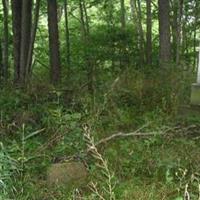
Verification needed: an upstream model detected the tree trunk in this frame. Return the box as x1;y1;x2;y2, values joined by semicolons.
11;0;22;83
181;3;188;57
79;0;94;94
82;1;90;35
26;0;41;76
83;0;95;97
193;0;198;68
120;0;126;31
120;0;127;68
130;0;145;65
158;0;171;66
47;0;61;84
171;0;178;62
146;0;152;66
136;0;145;53
0;39;3;82
2;0;9;80
171;0;183;63
175;0;183;64
64;0;70;68
20;0;32;84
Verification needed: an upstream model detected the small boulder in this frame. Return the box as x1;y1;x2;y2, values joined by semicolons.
47;161;88;188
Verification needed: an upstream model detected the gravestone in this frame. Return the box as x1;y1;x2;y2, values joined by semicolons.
178;44;200;119
191;44;200;105
47;161;88;188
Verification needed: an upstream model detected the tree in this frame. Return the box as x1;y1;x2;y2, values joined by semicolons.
193;0;199;67
47;0;61;84
79;0;95;99
2;0;9;80
11;0;36;84
0;38;3;81
120;0;126;31
20;0;32;83
130;0;145;65
146;0;152;66
11;0;22;83
171;0;183;64
64;0;70;68
26;0;41;76
120;0;128;68
158;0;171;66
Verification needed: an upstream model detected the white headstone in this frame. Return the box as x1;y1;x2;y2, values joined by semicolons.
198;44;200;84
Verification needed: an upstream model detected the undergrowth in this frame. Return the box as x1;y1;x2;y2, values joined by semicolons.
0;68;199;200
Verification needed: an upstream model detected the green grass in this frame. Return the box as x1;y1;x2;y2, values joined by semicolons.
0;70;199;199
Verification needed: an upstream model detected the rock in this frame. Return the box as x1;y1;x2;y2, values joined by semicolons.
47;161;88;188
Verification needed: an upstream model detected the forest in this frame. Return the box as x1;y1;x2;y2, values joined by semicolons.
0;0;200;199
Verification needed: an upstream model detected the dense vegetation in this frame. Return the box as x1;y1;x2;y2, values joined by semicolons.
0;0;200;199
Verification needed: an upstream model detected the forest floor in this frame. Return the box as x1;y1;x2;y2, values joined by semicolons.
0;77;200;200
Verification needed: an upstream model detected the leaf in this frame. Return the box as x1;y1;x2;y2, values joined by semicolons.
174;197;183;200
24;128;45;140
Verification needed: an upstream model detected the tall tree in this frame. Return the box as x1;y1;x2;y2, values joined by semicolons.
146;0;152;65
171;0;183;64
20;0;32;84
79;0;95;98
0;38;3;81
120;0;126;31
26;0;41;76
120;0;127;67
64;0;70;68
47;0;61;84
158;0;171;66
130;0;145;65
2;0;9;80
11;0;35;84
11;0;22;83
193;0;199;67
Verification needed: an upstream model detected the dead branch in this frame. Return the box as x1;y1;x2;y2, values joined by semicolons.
95;131;164;147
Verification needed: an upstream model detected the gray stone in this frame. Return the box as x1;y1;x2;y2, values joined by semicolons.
191;83;200;105
47;161;88;188
178;105;200;118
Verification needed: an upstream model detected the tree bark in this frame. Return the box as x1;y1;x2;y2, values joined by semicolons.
120;0;127;68
47;0;61;84
2;0;9;80
79;0;94;94
175;0;183;64
120;0;126;31
82;1;90;35
130;0;145;65
158;0;171;66
26;0;41;76
64;0;70;68
146;0;152;66
193;0;198;68
0;39;3;82
20;0;32;84
11;0;22;83
172;0;183;64
181;3;188;57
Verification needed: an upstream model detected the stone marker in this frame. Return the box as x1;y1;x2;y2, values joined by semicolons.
191;44;200;105
47;161;88;188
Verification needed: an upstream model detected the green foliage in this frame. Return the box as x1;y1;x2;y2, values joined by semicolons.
0;143;18;199
0;0;200;198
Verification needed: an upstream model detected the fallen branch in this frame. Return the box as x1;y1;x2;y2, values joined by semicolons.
95;131;165;147
93;122;152;147
85;123;165;152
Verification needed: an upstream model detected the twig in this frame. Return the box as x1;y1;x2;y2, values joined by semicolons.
95;131;164;147
94;123;153;147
